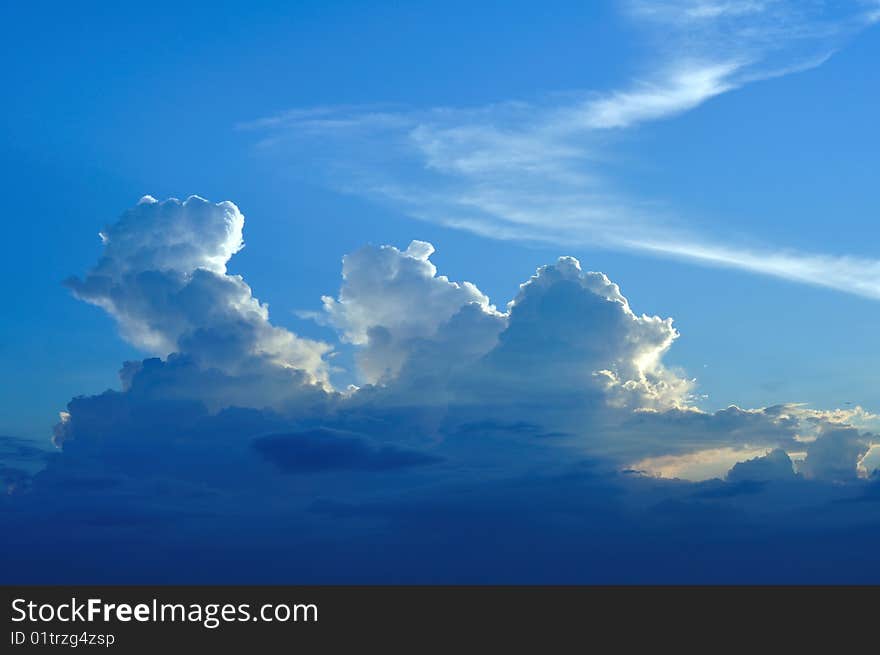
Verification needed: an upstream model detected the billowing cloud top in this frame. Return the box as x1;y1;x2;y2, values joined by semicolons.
65;196;332;391
96;195;244;276
320;240;503;383
319;240;691;413
494;255;691;409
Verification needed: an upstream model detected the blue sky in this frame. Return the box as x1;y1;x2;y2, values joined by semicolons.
3;1;879;439
2;1;880;582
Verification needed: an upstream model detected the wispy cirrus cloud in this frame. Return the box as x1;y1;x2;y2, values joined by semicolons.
242;0;880;299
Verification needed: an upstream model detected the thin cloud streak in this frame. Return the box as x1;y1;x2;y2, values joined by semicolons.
565;60;742;130
623;238;880;300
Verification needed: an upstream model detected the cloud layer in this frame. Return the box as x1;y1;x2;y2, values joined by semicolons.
2;194;879;583
43;195;880;475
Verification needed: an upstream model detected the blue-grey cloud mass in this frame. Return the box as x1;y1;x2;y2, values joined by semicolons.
2;195;879;583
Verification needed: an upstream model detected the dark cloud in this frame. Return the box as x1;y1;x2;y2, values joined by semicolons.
252;428;441;473
0;435;52;461
0;436;53;495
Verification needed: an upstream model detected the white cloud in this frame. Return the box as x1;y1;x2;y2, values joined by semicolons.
626;238;880;300
66;196;332;388
307;240;876;478
93;194;244;277
244;1;880;302
315;240;691;411
801;425;871;481
63;204;877;482
478;255;692;410
570;61;741;130
627;0;770;22
318;240;503;383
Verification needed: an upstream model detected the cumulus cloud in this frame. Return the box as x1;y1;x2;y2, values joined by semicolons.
314;243;874;485
54;203;877;481
484;256;692;410
66;196;332;388
727;448;797;483
5;208;880;582
320;244;691;415
318;240;504;384
801;425;871;482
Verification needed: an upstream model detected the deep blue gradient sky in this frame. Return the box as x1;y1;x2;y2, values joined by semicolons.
2;1;880;583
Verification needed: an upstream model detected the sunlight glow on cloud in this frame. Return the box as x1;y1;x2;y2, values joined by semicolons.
633;446;772;481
